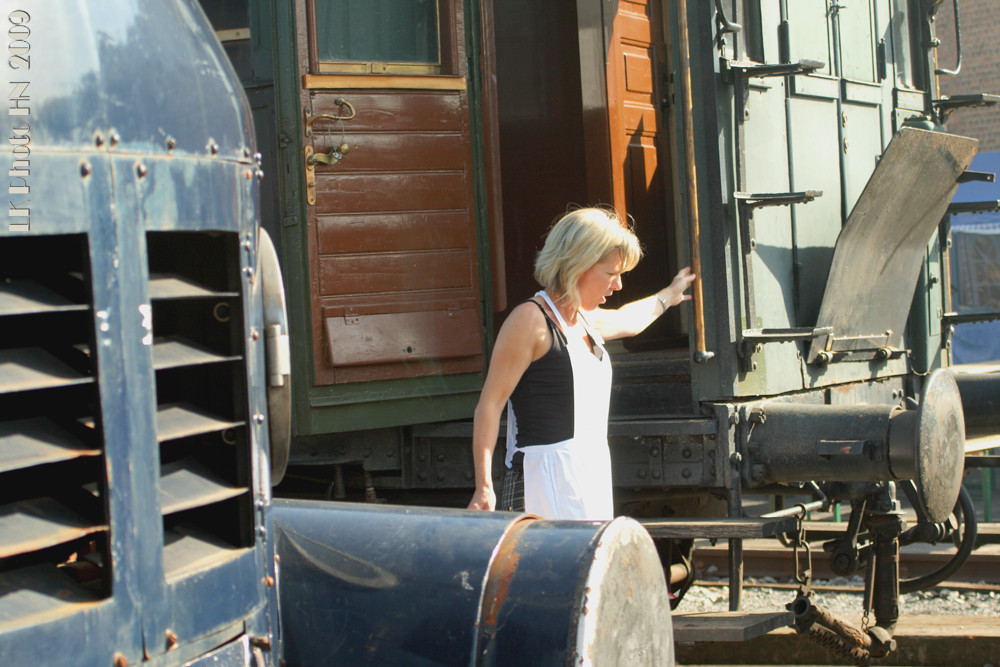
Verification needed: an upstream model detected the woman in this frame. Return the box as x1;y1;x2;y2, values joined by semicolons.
467;207;695;520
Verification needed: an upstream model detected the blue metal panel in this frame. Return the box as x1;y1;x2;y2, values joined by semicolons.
1;1;273;665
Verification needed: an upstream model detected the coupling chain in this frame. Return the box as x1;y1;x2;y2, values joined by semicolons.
792;513;812;587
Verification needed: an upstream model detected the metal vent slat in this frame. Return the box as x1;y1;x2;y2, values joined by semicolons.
163;524;249;581
0;348;93;394
148;274;239;300
152;337;241;371
0;564;101;631
160;458;246;516
0;497;107;559
156;402;243;442
0;279;87;316
0;418;100;474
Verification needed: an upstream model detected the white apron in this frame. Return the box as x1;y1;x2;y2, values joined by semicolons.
508;291;614;520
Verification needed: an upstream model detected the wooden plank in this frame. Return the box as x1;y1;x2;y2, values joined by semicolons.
672;611;793;643
309;90;466;131
315;171;469;213
304;73;467;91
325;307;482;367
317;211;473;255
640;516;798;539
308;132;468;172
319;249;473;296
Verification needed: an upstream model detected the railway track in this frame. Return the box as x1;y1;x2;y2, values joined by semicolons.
676;523;1000;665
692;522;1000;583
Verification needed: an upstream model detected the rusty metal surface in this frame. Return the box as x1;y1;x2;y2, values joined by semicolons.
673;611;793;643
810;128;977;358
0;497;106;560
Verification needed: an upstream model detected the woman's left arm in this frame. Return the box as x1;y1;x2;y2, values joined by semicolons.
592;267;695;341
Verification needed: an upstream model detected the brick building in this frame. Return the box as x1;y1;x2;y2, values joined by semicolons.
935;0;1000;150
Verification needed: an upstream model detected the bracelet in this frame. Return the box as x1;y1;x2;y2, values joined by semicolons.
656;293;668;311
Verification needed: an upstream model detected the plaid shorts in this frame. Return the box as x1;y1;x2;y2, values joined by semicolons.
499;452;525;512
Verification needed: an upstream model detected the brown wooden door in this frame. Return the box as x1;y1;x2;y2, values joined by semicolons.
295;0;485;386
600;0;678;342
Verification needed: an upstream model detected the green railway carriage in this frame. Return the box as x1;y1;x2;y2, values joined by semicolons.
201;0;997;656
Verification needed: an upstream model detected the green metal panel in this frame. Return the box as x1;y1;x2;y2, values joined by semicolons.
787;92;842;327
740;75;802;395
786;1;834;77
842;100;885;213
839;0;877;83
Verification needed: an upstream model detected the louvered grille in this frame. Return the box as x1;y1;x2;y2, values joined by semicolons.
147;232;254;579
0;234;110;623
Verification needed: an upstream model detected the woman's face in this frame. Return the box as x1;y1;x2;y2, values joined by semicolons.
577;250;623;311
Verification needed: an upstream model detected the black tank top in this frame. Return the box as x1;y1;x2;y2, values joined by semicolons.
508;300;575;446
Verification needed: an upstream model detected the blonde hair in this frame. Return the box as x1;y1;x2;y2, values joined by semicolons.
534;207;642;310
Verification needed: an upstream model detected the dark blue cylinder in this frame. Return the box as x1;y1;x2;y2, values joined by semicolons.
273;500;673;666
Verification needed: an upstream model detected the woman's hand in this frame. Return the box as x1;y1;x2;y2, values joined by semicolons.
592;266;697;340
467;486;496;511
658;266;696;308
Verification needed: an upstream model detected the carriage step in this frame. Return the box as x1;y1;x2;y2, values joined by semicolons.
673;610;793;642
639;516;798;539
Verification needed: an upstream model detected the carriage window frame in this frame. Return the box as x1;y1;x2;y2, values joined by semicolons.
307;0;458;76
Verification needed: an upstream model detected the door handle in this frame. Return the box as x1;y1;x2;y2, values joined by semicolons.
304;143;351;206
308;143;351;165
304;98;356;137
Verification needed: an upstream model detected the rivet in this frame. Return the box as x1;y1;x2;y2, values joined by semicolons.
245;169;253;180
80;161;92;178
110;132;120;147
166;136;177;151
136;163;147;178
209;141;219;155
113;654;127;667
94;132;105;148
251;328;260;340
263;575;275;587
165;630;178;650
253;413;265;424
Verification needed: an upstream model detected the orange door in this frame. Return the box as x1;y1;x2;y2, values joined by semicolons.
294;0;486;386
601;0;678;342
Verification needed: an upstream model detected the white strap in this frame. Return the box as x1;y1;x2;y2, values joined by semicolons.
536;290;570;329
